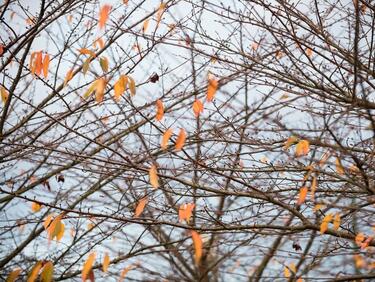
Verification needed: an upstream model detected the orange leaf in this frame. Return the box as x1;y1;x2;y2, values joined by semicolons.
175;128;186;151
95;78;107;103
206;77;218;102
155;99;164;121
295;140;310;156
102;253;110;273
320;213;333;234
31;202;42;212
42;54;50;78
191;230;203;265
64;68;73;87
134;197;148;217
192;99;204;117
297;186;308;205
93;37;105;49
79;48;96;57
156;3;166;27
284;136;298;150
30;52;37;75
306;48;313;57
128;76;136;96
161;128;173;150
40;261;53;282
119;265;134;282
333;213;340;231
0;44;4;56
336;157;345;175
98;4;111;29
149;164;159;189
284;266;290;278
1;85;9;104
6;268;22;282
82;252;96;281
28;261;42;282
35;51;43;76
178;203;195;223
142;18;150;33
114;75;127;101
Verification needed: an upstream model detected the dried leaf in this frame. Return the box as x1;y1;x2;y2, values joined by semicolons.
178;203;195;223
142;18;150;33
95;78;107;103
161;128;173;150
297;186;308;206
99;56;109;72
191;230;203;265
82;252;96;281
156;3;166;27
79;48;96;57
84;80;99;99
102;253;110;273
206;77;218;102
27;261;42;282
134;197;148;217
149;164;159;189
1;86;9;104
98;5;111;29
306;48;313;57
35;51;43;76
6;268;22;282
64;68;74;87
119;265;134;282
333;213;340;231
42;54;50;78
320;213;333;234
40;261;53;282
128;76;136;96
295;140;310;157
0;44;4;56
175;128;186;151
192;99;204;117
82;58;91;75
94;37;105;49
336;157;345;175
114;75;128;101
156;99;164;121
284;136;298;150
31;202;42;212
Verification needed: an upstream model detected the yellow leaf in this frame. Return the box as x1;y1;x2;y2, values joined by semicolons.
320;213;333;234
55;221;65;241
95;78;107;103
175;128;186;151
333;213;340;231
149;164;159;189
83;80;99;99
134;197;148;217
290;263;296;273
31;202;42;212
42;54;50;78
98;5;111;29
119;265;134;282
206;77;218;102
99;56;109;72
178;203;195;223
313;204;325;212
336;157;345;175
156;99;164;121
6;268;22;282
297;186;308;206
114;75;128;101
142;18;150;33
40;261;53;282
161;128;173;150
102;253;110;273
355;233;365;246
1;86;9;104
82;252;96;281
128;76;136;96
191;230;203;265
27;261;42;282
284;266;290;278
192;99;204;117
64;68;73;87
295;140;310;157
284;136;298;150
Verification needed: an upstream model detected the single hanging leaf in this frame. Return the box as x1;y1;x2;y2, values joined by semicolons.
31;202;42;212
6;268;22;282
1;86;9;104
192;99;204;117
297;186;308;206
27;261;42;282
191;230;203;265
206;77;218;102
55;221;65;241
82;252;96;281
149;164;159;189
320;213;333;234
84;80;99;99
40;261;53;282
175;128;186;151
79;48;96;57
82;58;91;75
335;157;345;175
142;18;150;33
156;2;166;27
114;75;128;101
95;77;107;103
333;213;340;231
98;4;111;29
30;52;37;75
161;128;173;150
284;136;298;150
284;266;291;278
35;51;43;76
93;37;105;49
0;44;4;56
102;253;110;272
128;76;136;96
306;48;313;57
155;99;164;121
42;54;50;78
134;197;148;217
99;56;109;72
119;265;134;282
178;203;195;223
64;68;73;87
295;140;310;156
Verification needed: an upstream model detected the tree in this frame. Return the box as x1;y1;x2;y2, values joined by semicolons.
1;0;374;281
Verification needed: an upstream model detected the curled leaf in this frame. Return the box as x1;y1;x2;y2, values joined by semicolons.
6;268;22;282
206;77;218;102
178;203;195;223
128;76;136;96
149;164;159;189
98;5;111;29
175;128;186;151
134;197;148;217
333;213;340;231
320;213;333;234
161;128;173;150
82;252;96;281
102;253;110;273
40;261;53;282
155;99;164;121
42;54;50;78
295;140;310;157
31;202;42;212
99;56;109;72
297;186;308;206
191;230;203;265
192;99;204;117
